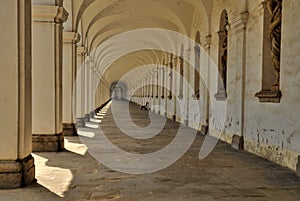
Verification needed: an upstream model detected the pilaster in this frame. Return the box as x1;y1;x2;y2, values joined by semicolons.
230;11;249;150
0;0;35;188
32;3;68;151
62;31;80;136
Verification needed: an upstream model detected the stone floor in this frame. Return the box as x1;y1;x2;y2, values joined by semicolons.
1;100;300;201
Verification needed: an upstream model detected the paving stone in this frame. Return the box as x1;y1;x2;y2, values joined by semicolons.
0;101;300;200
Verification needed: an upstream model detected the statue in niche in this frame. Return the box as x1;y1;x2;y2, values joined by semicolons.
220;11;228;93
221;37;227;92
267;0;282;90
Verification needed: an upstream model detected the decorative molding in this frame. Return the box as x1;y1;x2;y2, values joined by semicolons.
63;31;81;44
89;61;96;69
32;5;68;24
215;91;227;101
232;11;249;32
77;46;86;55
255;90;282;103
55;7;68;24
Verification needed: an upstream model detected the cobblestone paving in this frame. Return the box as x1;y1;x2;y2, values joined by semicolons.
1;100;300;201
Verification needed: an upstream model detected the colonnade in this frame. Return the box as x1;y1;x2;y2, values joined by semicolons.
0;0;110;188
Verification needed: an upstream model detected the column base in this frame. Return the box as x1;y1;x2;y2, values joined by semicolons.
200;125;209;135
62;123;77;136
0;154;36;189
76;118;85;128
231;135;244;150
297;156;300;177
32;133;64;152
84;114;90;122
183;119;189;127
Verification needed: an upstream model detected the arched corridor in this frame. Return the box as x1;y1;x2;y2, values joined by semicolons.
1;0;300;200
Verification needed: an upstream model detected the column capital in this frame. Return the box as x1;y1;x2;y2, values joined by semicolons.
77;46;86;55
63;31;81;44
85;55;92;62
32;5;68;24
232;11;249;33
89;61;97;69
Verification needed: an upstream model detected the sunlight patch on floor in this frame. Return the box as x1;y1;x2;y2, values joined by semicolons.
64;139;88;155
32;154;73;198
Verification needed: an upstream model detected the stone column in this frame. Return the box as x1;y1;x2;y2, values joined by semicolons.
32;3;68;152
200;35;211;135
94;70;99;109
230;11;249;150
89;62;97;116
99;78;104;106
147;76;150;98
184;50;191;126
62;31;80;136
84;58;90;121
0;0;35;188
75;46;86;127
160;67;165;99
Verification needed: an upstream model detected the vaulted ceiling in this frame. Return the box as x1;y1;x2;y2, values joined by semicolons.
64;0;214;87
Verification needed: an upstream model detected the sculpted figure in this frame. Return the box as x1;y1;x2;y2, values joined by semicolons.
267;0;282;88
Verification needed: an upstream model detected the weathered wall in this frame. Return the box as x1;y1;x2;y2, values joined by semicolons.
244;0;300;171
128;0;300;172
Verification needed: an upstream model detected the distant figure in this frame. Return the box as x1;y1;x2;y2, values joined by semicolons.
141;101;150;110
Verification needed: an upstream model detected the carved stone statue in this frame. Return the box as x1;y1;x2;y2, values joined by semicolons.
221;38;228;91
266;0;282;89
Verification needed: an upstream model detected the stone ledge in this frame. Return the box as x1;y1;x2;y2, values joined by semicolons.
0;155;35;189
62;123;77;136
32;133;64;152
255;90;282;103
215;92;227;101
231;135;244;150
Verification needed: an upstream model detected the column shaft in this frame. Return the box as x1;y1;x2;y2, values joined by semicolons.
32;3;68;152
0;0;35;188
62;31;80;135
